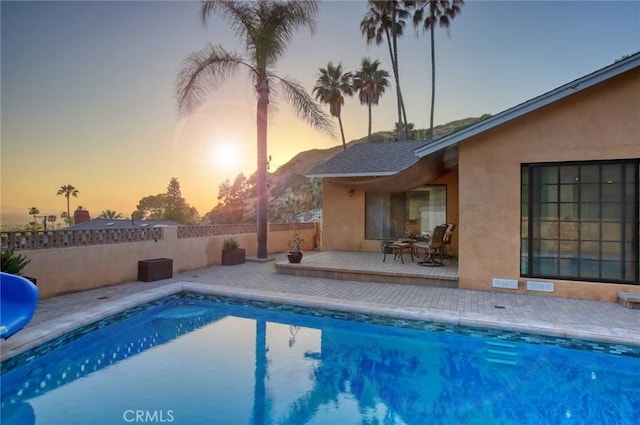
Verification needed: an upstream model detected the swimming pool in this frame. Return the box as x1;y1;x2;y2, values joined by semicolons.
1;292;639;424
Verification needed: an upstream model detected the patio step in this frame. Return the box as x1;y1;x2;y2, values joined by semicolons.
275;260;458;288
618;292;640;309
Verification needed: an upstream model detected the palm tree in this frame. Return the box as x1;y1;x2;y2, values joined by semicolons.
313;62;353;150
98;210;123;219
56;184;79;226
176;0;332;259
352;57;390;141
413;0;464;141
28;207;40;223
360;0;411;139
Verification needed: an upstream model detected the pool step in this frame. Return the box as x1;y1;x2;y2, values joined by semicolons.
485;340;518;365
618;292;640;309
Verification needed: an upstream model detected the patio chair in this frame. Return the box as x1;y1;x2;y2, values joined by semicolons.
417;224;448;267
442;223;457;259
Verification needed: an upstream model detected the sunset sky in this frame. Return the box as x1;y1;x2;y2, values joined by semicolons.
1;0;639;225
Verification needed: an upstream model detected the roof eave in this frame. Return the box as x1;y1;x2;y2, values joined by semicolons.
306;171;398;178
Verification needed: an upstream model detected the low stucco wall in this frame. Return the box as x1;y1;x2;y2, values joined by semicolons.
458;67;640;302
20;226;317;298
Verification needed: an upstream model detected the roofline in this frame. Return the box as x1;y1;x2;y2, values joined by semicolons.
306;171;398;178
415;53;640;158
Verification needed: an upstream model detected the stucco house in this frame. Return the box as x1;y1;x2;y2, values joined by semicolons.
308;53;640;302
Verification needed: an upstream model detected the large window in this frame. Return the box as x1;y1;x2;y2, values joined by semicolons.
365;186;446;240
521;160;639;284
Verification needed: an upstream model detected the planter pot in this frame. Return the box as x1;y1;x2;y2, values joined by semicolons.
222;248;245;266
287;251;303;264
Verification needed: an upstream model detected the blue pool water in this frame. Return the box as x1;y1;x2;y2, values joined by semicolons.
1;293;639;425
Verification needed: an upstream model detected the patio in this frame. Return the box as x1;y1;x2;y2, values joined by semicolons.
276;250;458;287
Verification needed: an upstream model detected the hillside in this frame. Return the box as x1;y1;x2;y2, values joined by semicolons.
268;115;489;202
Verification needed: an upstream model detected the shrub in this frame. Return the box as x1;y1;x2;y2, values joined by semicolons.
0;249;31;275
223;238;240;251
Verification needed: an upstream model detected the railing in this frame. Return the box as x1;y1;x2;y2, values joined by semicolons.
1;223;316;251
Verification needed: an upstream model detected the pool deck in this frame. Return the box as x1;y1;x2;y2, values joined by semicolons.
2;251;639;362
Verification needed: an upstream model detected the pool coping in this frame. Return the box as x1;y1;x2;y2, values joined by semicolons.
2;280;639;363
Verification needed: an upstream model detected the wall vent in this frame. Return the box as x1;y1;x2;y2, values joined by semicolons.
492;278;519;290
527;281;555;292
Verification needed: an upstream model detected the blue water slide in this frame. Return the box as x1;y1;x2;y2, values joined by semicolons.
0;272;39;339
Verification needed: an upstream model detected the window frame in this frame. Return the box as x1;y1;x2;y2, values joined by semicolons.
521;159;639;285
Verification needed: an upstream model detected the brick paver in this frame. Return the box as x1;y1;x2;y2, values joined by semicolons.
2;252;639;361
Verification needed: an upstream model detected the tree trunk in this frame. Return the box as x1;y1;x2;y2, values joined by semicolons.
385;29;403;140
367;103;372;141
338;114;347;150
430;24;436;142
256;78;269;259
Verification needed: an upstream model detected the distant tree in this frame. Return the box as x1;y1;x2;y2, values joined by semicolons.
28;207;40;223
60;211;71;227
135;194;168;220
393;121;416;140
56;184;79;227
352;57;390;141
207;173;251;224
98;210;123;219
412;0;465;141
134;178;199;224
176;0;332;258
47;215;57;229
313;62;353;150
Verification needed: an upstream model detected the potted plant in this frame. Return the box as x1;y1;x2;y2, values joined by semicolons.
1;249;36;284
287;231;306;263
221;238;245;266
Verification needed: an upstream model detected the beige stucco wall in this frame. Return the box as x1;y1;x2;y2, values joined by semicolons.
458;68;640;301
321;171;460;253
19;226;317;298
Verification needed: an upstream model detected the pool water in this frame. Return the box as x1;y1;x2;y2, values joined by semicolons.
1;293;639;425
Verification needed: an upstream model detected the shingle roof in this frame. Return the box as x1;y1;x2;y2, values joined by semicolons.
67;218;183;230
307;141;427;177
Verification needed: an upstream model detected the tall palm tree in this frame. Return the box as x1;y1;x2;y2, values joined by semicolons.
56;184;79;226
352;57;390;141
313;62;353;150
413;0;464;141
360;0;411;139
176;0;332;259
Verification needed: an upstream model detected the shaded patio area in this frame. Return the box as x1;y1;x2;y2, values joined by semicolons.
276;250;458;288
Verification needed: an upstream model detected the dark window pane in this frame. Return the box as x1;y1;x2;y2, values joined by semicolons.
602;164;622;184
539;203;557;220
581;203;600;220
579;259;600;278
602;222;622;241
602;203;622;222
560;203;578;219
581;165;600;183
579;241;600;259
560;166;579;183
580;223;600;241
539;185;558;202
560;184;579;202
559;259;578;276
601;261;622;280
602;184;622;202
580;183;600;203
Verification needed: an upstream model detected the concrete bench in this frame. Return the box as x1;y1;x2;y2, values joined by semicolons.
618;292;640;310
